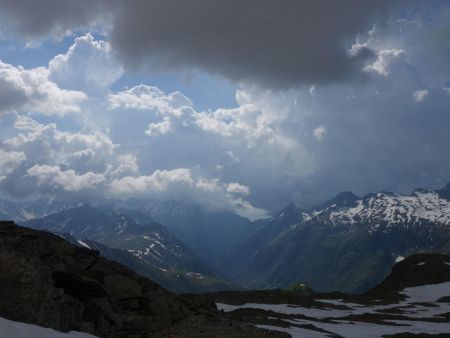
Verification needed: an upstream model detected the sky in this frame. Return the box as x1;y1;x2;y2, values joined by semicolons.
0;0;449;219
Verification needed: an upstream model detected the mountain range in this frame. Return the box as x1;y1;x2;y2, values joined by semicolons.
1;182;450;295
220;183;450;293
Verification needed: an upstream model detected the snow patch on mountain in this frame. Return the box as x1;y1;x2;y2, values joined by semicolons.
217;281;450;338
77;240;92;249
303;190;450;230
0;316;98;338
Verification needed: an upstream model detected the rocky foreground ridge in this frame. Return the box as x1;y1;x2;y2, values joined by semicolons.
0;221;285;338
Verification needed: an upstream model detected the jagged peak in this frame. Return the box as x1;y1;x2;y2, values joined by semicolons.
277;202;301;215
273;202;302;222
314;190;360;211
332;191;360;203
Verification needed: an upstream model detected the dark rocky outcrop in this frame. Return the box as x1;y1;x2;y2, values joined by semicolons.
368;253;450;297
0;221;287;337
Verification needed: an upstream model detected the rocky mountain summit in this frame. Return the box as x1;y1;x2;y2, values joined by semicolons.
0;221;284;338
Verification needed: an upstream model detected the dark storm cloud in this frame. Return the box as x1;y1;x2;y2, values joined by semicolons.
111;0;393;87
0;0;115;38
0;0;400;87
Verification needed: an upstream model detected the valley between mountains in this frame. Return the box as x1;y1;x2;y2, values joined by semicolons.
2;182;449;295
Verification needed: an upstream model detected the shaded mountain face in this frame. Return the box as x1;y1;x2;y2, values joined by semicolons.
221;185;450;293
203;254;450;338
22;205;234;293
0;221;284;338
110;199;256;265
438;182;450;200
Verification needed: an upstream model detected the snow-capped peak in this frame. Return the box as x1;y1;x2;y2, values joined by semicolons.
303;189;450;230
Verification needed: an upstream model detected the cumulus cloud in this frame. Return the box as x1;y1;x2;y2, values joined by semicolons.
108;85;193;117
194;88;289;144
413;89;429;102
364;49;405;76
109;169;266;219
49;33;123;92
0;114;117;197
0;150;26;175
5;115;116;171
313;126;326;141
0;113;265;218
106;84;317;210
226;183;250;196
27;164;106;192
0;61;87;116
145;117;172;137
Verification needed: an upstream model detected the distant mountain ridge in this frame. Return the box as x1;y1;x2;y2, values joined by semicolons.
221;183;450;293
0;197;257;267
22;204;236;293
0;198;77;222
108;198;257;265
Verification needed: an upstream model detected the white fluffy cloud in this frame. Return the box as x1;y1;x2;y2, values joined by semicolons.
192;86;315;179
108;85;194;117
0;149;25;166
364;48;405;76
5;115;116;172
226;182;250;195
109;169;266;219
313;125;326;141
0;150;26;177
49;33;123;92
0;113;265;218
145;117;172;137
0;61;87;116
413;89;429;102
27;164;106;192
